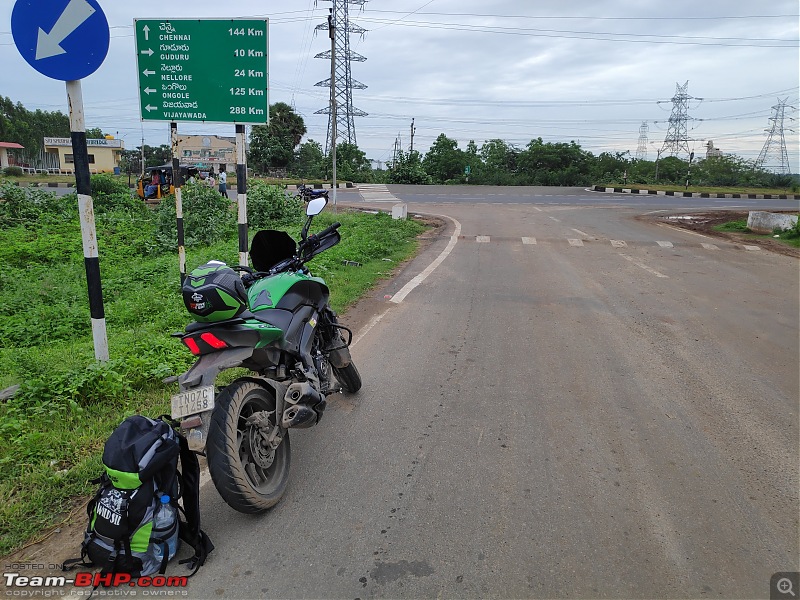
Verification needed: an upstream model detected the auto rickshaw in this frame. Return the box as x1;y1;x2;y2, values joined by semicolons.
136;164;192;200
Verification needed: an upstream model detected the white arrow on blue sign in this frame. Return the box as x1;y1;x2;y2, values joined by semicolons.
11;0;110;81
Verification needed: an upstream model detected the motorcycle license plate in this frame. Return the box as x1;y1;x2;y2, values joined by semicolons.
171;385;215;419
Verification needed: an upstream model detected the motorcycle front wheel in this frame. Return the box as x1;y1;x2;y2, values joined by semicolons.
333;361;362;394
207;380;290;514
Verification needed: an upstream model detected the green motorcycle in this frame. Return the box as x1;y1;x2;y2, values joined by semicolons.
172;197;361;513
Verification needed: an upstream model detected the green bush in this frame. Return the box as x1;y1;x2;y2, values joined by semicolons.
775;215;800;240
0;182;77;228
90;173;129;197
154;181;235;249
3;166;23;177
247;180;303;229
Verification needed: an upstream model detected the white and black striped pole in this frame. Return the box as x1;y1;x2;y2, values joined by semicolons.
235;124;248;267
67;80;109;361
171;122;186;282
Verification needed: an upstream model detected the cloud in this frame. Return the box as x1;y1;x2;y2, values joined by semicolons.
1;0;797;166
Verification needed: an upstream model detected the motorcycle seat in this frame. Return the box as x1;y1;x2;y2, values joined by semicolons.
250;308;293;332
184;313;254;333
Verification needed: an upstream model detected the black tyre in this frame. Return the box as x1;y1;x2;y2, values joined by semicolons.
206;380;290;514
333;362;362;394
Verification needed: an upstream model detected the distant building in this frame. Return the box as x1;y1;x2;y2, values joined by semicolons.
177;135;242;170
43;137;124;173
0;142;24;170
705;140;723;158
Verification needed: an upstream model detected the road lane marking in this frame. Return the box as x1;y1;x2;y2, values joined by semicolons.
743;245;761;251
533;207;543;212
610;240;627;248
549;216;561;222
568;239;584;247
621;254;669;278
656;222;710;239
656;241;674;248
476;235;490;243
571;228;589;237
390;214;462;304
522;237;537;245
351;307;392;348
701;243;720;250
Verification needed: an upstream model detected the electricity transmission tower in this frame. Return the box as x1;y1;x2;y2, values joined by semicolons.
315;0;368;153
755;98;794;174
635;122;649;161
660;81;695;158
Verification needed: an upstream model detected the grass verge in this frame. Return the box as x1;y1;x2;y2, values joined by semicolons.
0;192;426;555
713;219;800;248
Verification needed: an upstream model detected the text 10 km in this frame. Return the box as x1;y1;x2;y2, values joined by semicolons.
229;27;265;37
234;49;265;58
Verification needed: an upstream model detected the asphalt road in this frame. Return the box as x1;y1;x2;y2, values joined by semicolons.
180;187;798;599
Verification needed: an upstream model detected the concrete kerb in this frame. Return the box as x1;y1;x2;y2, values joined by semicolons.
8;181;76;188
591;185;799;200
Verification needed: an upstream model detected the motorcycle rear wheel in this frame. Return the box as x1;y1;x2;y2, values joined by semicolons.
207;380;290;514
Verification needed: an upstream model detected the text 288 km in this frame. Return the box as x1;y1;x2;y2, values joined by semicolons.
171;385;214;419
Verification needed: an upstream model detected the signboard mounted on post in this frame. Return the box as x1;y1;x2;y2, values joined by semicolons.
134;18;269;125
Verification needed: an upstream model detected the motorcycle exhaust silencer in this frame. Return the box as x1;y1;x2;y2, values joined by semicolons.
282;382;325;428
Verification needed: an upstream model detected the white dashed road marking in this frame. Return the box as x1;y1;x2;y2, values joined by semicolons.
610;240;627;248
568;239;584;247
476;235;490;243
702;243;720;250
621;254;669;278
656;241;674;248
522;237;537;245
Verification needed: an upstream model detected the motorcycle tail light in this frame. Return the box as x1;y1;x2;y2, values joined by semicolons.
183;337;201;355
200;332;229;349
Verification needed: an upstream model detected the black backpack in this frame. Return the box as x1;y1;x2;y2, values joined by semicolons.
64;415;213;577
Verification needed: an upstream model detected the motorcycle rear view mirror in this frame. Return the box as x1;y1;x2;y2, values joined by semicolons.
306;197;327;216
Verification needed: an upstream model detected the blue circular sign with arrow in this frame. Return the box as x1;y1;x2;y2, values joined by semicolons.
11;0;110;81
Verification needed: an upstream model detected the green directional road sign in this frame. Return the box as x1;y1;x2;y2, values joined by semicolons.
134;19;268;124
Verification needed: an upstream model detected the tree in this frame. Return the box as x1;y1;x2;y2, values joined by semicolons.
518;138;592;185
119;149;142;174
326;142;371;182
144;144;172;167
293;139;325;180
85;127;107;139
388;150;430;184
0;96;69;156
423;133;465;183
249;102;307;171
480;139;519;184
591;151;631;184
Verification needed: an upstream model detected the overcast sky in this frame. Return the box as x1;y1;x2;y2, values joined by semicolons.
2;0;798;169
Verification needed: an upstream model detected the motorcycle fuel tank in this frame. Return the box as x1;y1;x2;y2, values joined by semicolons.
247;272;329;313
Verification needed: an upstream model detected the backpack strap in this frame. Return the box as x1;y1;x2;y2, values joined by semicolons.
173;431;214;575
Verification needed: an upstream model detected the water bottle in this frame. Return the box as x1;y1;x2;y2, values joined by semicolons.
150;494;179;563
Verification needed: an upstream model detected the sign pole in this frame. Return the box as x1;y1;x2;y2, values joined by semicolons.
67;79;109;362
329;9;337;209
236;124;248;267
171;122;186;283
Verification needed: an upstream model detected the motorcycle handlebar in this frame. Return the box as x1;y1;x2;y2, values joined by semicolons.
315;222;341;238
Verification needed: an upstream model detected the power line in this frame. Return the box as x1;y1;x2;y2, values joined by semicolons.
352;17;798;47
